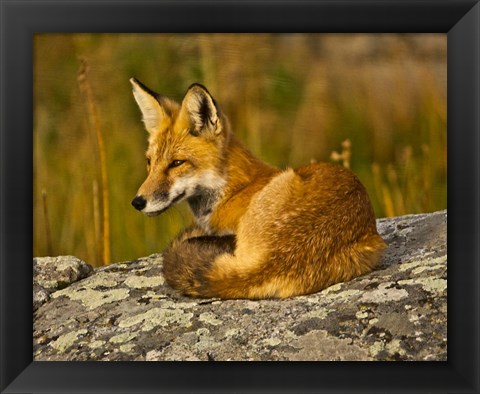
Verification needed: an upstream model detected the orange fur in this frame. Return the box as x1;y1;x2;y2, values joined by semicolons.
130;79;386;299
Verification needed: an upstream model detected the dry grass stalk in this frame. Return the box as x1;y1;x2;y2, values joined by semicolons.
41;189;53;256
92;180;101;263
78;58;111;265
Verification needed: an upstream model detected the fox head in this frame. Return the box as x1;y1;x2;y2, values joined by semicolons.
130;79;229;216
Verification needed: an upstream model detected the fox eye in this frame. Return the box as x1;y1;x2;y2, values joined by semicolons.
168;160;186;169
146;157;151;166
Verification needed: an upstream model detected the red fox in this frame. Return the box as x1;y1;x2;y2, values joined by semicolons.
130;78;386;299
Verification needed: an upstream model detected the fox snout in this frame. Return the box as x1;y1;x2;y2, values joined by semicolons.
131;189;168;212
131;195;146;211
131;187;177;216
131;192;169;216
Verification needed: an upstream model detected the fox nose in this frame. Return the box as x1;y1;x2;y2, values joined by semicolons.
131;195;146;211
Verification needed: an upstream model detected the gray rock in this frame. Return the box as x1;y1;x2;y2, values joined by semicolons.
33;255;93;311
33;210;447;361
33;284;51;312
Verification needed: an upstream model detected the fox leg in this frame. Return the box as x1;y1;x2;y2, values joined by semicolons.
162;226;236;297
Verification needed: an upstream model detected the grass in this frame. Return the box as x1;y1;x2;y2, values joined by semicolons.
33;33;447;266
77;57;111;264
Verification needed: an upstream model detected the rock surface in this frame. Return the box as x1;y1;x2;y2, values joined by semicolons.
33;256;93;311
33;210;447;361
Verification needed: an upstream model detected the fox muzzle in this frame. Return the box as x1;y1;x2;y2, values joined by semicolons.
131;195;147;211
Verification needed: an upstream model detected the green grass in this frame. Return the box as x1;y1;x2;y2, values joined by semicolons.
34;33;447;266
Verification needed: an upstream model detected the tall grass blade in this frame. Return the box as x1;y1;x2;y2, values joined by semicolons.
77;58;111;265
41;189;53;256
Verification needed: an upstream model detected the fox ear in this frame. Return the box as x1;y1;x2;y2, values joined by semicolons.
130;78;167;133
181;84;220;136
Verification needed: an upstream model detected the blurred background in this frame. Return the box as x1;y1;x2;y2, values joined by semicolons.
34;33;447;267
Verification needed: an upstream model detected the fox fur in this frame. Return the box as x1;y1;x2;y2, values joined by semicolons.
130;78;386;299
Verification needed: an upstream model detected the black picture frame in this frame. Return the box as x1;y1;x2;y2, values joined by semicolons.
1;0;479;393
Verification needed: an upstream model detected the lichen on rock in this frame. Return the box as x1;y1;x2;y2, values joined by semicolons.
33;256;93;311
